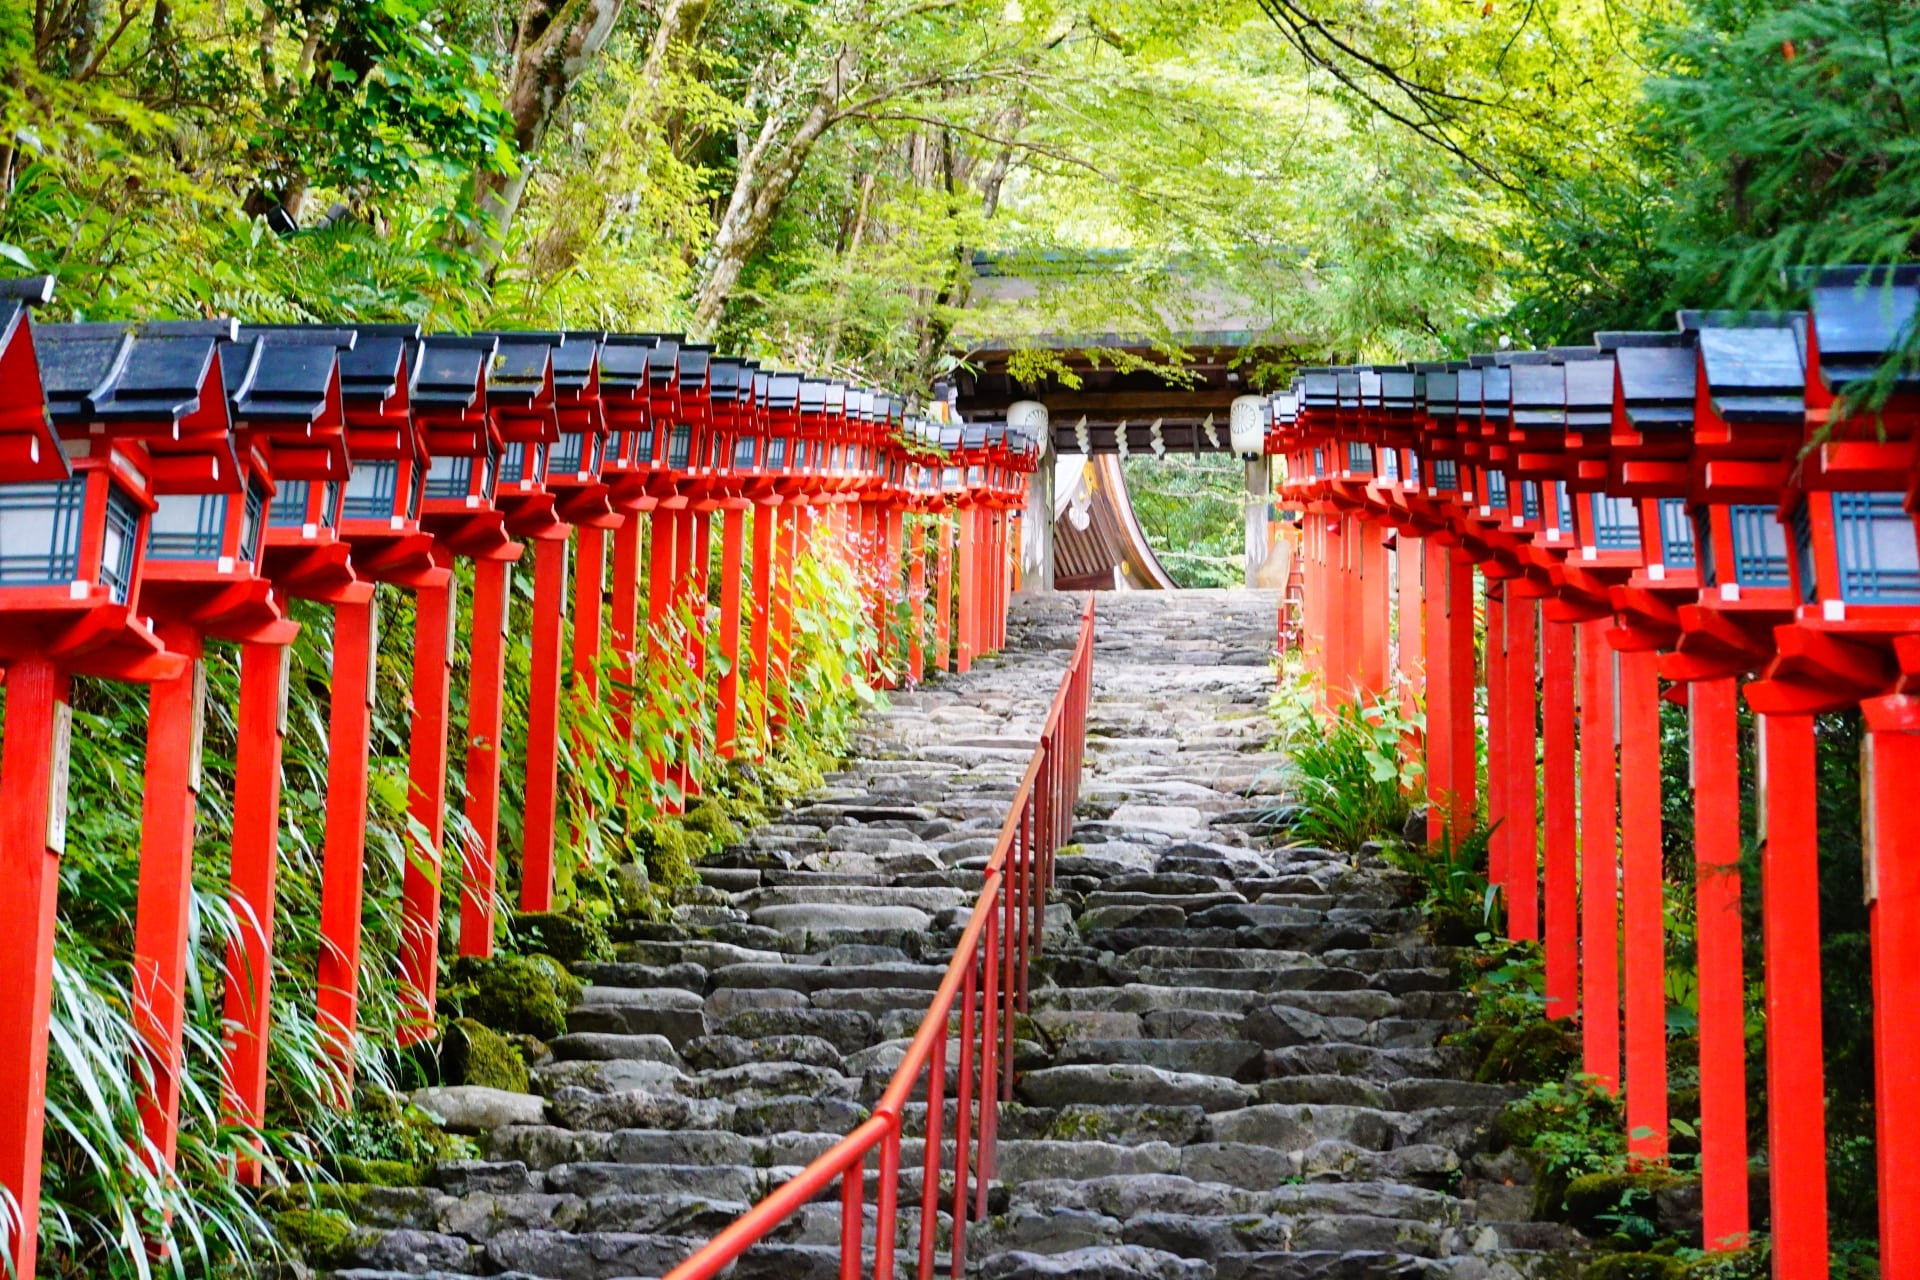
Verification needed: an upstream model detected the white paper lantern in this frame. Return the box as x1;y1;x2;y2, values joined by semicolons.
1229;394;1266;458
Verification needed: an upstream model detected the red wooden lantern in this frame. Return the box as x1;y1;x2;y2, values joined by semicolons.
0;282;193;1280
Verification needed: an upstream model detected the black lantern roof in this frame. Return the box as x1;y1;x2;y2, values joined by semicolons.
676;344;713;391
1357;369;1382;408
709;357;745;403
1603;332;1696;430
413;335;497;410
1478;363;1513;424
767;372;802;412
598;334;660;391
1299;369;1339;410
222;330;351;425
1424;369;1460;418
961;423;987;450
646;338;680;387
1564;354;1616;431
553;332;603;390
1335;371;1361;410
1806;265;1920;393
940;423;962;451
484;332;558;406
338;324;419;404
1380;369;1417;413
38;320;236;425
1682;312;1807;424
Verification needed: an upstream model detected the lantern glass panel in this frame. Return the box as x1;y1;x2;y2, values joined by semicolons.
1346;441;1373;475
500;441;546;485
1658;499;1694;569
323;479;340;526
735;437;757;470
1521;482;1541;521
1729;504;1792;587
148;493;227;560
270;479;310;528
343;459;400;519
667;425;692;470
1555;483;1574;532
1834;492;1920;603
1590;494;1641;549
101;483;139;604
767;437;788;471
1485;470;1508;509
239;477;267;563
552;431;591;475
1432;458;1459;491
424;454;475;500
1312;448;1324;477
1380;450;1399;481
634;426;655;466
0;479;87;587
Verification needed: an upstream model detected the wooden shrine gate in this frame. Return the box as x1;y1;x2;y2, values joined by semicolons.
1269;265;1920;1278
0;282;1038;1277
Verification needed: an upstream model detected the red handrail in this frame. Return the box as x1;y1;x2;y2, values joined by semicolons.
663;593;1097;1280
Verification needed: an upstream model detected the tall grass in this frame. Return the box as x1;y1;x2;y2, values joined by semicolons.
1267;669;1424;853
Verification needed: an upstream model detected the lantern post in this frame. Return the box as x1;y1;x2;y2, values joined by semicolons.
0;281;189;1278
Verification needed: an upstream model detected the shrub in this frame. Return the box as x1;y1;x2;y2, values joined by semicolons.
1267;678;1425;853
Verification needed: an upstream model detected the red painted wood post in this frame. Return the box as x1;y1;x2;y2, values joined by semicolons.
1445;548;1477;835
133;624;207;1172
568;525;608;842
668;505;696;806
908;518;926;684
1618;645;1667;1164
1486;587;1509;901
648;504;678;787
684;506;713;798
716;502;747;757
317;596;378;1098
957;506;976;674
1691;676;1748;1249
460;556;512;959
223;639;290;1184
1578;619;1620;1091
1864;696;1920;1278
1359;523;1388;698
1323;516;1347;701
399;563;456;1046
521;531;570;910
0;657;73;1279
935;512;954;673
1396;536;1424;736
1541;618;1579;1018
1424;537;1453;845
1506;595;1539;941
1758;711;1828;1280
749;500;777;751
610;514;642;744
772;503;797;726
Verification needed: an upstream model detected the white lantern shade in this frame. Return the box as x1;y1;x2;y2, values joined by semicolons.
1229;394;1265;458
1007;400;1048;439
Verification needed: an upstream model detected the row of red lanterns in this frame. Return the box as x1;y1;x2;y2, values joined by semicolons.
1267;265;1920;1276
0;280;1040;1277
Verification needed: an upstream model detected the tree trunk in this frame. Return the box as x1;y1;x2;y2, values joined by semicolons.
687;49;855;338
475;0;627;255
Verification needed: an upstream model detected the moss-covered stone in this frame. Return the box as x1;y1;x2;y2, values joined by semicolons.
444;1017;531;1092
682;799;743;849
331;1155;422;1187
639;822;702;886
510;909;612;965
1677;1247;1769;1279
1584;1254;1685;1280
1562;1169;1685;1236
274;1208;355;1263
442;953;582;1038
1475;1018;1580;1085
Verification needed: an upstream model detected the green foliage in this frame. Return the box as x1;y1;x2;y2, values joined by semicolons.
435;1018;532;1094
1267;672;1424;852
1120;453;1246;589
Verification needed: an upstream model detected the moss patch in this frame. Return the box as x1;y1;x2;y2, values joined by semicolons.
1585;1255;1685;1280
682;799;743;850
510;909;611;965
638;821;702;886
330;1155;421;1187
1474;1019;1580;1085
441;952;582;1039
274;1208;355;1263
445;1017;531;1092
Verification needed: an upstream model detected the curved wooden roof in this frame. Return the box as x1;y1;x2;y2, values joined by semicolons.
1052;452;1179;591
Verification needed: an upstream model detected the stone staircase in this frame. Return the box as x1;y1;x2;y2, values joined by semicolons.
322;590;1578;1280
